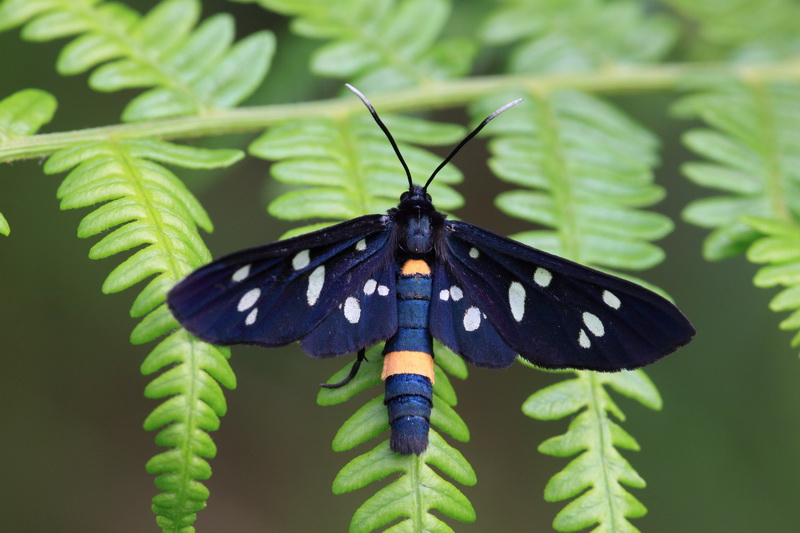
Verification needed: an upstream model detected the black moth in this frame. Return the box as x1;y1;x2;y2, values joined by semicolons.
167;85;695;455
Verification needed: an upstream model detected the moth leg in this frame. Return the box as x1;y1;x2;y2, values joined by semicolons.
321;349;368;389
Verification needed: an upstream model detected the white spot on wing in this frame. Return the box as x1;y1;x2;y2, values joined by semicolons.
355;239;367;251
463;306;481;331
439;289;450;301
237;288;261;311
509;281;525;322
469;247;479;259
344;297;361;324
307;266;325;306
450;286;464;301
579;329;591;348
583;312;605;337
245;308;258;325
292;249;310;270
231;264;250;282
377;285;390;296
364;279;377;295
534;267;552;287
603;290;621;309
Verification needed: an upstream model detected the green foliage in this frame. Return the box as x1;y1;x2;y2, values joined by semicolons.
250;112;465;235
523;370;662;532
680;82;800;359
0;88;57;234
677;82;800;260
46;138;241;531
0;0;275;120
259;0;474;91
476;89;671;273
481;0;676;73
318;344;476;532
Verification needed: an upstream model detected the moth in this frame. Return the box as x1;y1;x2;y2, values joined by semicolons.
167;85;695;455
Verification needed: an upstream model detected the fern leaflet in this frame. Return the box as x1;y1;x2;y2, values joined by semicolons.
259;0;474;92
319;344;476;533
0;88;57;235
481;0;676;74
0;0;274;120
250;111;466;236
679;82;800;356
523;369;662;532
476;88;673;531
44;138;242;532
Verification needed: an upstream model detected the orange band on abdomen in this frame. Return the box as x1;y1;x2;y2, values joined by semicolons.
401;259;431;276
382;350;436;384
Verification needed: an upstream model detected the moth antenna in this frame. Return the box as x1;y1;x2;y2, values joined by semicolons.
346;84;414;192
423;98;523;192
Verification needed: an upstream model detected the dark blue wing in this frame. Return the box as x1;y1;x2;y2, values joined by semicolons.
437;220;695;371
167;214;398;357
429;260;518;368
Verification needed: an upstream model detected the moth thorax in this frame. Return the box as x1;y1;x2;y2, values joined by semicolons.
403;214;433;253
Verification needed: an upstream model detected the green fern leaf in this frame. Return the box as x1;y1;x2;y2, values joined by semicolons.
0;88;57;235
260;0;474;91
0;0;274;120
44;139;242;532
662;0;800;59
320;345;475;532
524;371;661;532
477;89;671;531
481;0;676;73
476;89;670;272
744;216;800;353
677;82;800;260
250;112;465;236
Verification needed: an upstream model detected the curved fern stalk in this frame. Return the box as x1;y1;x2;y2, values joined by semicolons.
258;0;474;92
678;82;800;355
319;344;476;533
249;111;466;236
43;138;243;532
0;0;275;121
0;88;57;235
474;89;674;531
480;0;676;74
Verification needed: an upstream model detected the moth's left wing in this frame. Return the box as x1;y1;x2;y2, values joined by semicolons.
436;220;695;371
167;214;398;357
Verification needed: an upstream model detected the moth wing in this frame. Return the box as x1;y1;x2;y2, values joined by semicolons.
167;214;398;356
440;220;695;371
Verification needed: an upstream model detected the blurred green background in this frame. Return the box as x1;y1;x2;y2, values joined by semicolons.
2;1;800;532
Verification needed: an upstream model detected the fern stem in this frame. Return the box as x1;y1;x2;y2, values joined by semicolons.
587;371;619;531
5;59;800;162
748;81;792;222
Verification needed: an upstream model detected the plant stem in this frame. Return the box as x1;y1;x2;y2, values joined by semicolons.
4;59;800;162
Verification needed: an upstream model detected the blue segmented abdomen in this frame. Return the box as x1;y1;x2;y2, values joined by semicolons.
382;260;435;455
384;373;433;455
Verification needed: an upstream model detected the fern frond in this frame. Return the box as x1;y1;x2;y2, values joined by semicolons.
523;370;662;532
476;89;671;272
0;0;274;120
318;344;475;532
677;82;800;260
476;89;672;531
43;139;243;532
0;88;57;235
259;0;474;91
250;112;466;236
745;216;800;355
481;0;676;73
663;0;800;59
